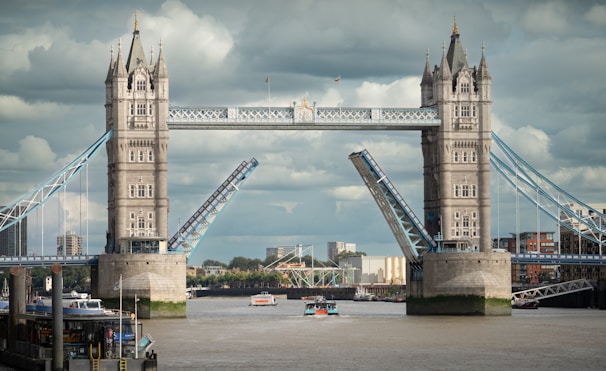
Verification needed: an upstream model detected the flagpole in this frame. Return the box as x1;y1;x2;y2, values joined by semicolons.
266;75;271;119
119;274;122;359
335;75;341;117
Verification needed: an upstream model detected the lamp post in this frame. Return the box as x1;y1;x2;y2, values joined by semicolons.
135;294;140;359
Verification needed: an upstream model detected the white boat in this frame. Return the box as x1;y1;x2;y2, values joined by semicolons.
249;292;277;306
27;291;107;315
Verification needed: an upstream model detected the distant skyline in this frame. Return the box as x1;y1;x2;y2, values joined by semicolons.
1;1;605;264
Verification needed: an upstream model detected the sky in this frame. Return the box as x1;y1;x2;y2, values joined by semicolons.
1;0;605;265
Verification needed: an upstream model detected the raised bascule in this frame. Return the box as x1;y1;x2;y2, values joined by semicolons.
93;17;511;317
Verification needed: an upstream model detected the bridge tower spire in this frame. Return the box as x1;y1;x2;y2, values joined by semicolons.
420;21;492;252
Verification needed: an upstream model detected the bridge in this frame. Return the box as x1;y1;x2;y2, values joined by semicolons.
0;19;604;316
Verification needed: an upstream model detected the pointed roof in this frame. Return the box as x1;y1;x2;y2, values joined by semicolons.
114;38;127;78
438;41;452;81
421;49;433;86
105;45;115;84
153;38;168;79
125;12;148;74
477;42;491;80
446;17;468;78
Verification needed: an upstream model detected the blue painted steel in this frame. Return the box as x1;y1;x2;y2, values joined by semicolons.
491;132;606;247
349;149;436;266
167;158;258;260
511;253;606;266
0;255;98;268
0;129;113;233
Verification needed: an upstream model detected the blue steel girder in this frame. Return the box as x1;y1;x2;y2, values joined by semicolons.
349;149;436;267
167;106;441;130
167;158;258;260
490;132;606;248
0;129;113;233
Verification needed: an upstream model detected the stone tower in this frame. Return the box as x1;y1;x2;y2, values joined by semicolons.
409;20;511;315
105;16;169;254
420;19;492;252
97;16;186;318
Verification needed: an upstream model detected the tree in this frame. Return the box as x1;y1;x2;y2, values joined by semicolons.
337;250;367;263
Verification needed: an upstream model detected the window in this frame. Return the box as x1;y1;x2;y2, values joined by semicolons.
454;185;460;197
462;152;468;163
471;185;477;198
454;211;460;219
138;150;144;162
130;212;135;220
462;184;470;197
130;104;134;115
138;217;145;229
147;184;153;198
148;212;153;220
129;185;136;198
462;216;470;228
472;105;476;117
148;104;153;116
129;150;135;162
136;80;146;91
148;150;153;162
138;185;146;198
471;211;477;219
453;152;459;162
460;82;470;93
471;151;477;163
461;105;470;117
136;103;146;115
453;105;458;117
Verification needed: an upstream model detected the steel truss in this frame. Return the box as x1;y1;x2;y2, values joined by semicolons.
512;278;593;302
167;158;258;260
490;132;606;249
0;129;113;233
167;106;440;130
349;149;436;269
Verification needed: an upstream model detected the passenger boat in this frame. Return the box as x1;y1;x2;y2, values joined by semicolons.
250;291;278;306
27;291;107;315
304;296;339;315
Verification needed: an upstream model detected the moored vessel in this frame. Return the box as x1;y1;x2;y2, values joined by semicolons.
250;291;278;306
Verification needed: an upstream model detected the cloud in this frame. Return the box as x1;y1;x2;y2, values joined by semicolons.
585;4;606;27
521;1;571;36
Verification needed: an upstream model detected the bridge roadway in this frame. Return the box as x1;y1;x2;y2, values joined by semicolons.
0;253;605;269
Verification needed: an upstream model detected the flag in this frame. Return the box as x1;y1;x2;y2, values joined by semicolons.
334;75;341;83
113;278;122;290
265;75;270;83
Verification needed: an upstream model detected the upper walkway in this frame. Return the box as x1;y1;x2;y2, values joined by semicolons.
167;105;441;130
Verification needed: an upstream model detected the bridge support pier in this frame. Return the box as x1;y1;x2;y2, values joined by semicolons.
94;254;187;319
407;252;512;315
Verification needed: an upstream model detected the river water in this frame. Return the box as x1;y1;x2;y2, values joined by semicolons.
140;297;606;370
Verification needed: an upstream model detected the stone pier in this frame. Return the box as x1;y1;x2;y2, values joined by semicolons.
407;252;512;315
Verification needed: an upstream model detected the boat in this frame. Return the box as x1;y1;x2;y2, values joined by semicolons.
353;286;376;301
304;296;339;315
250;291;277;306
27;291;107;315
512;298;539;309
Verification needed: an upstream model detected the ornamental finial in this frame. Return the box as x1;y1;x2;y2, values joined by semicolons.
134;11;139;32
452;16;459;35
